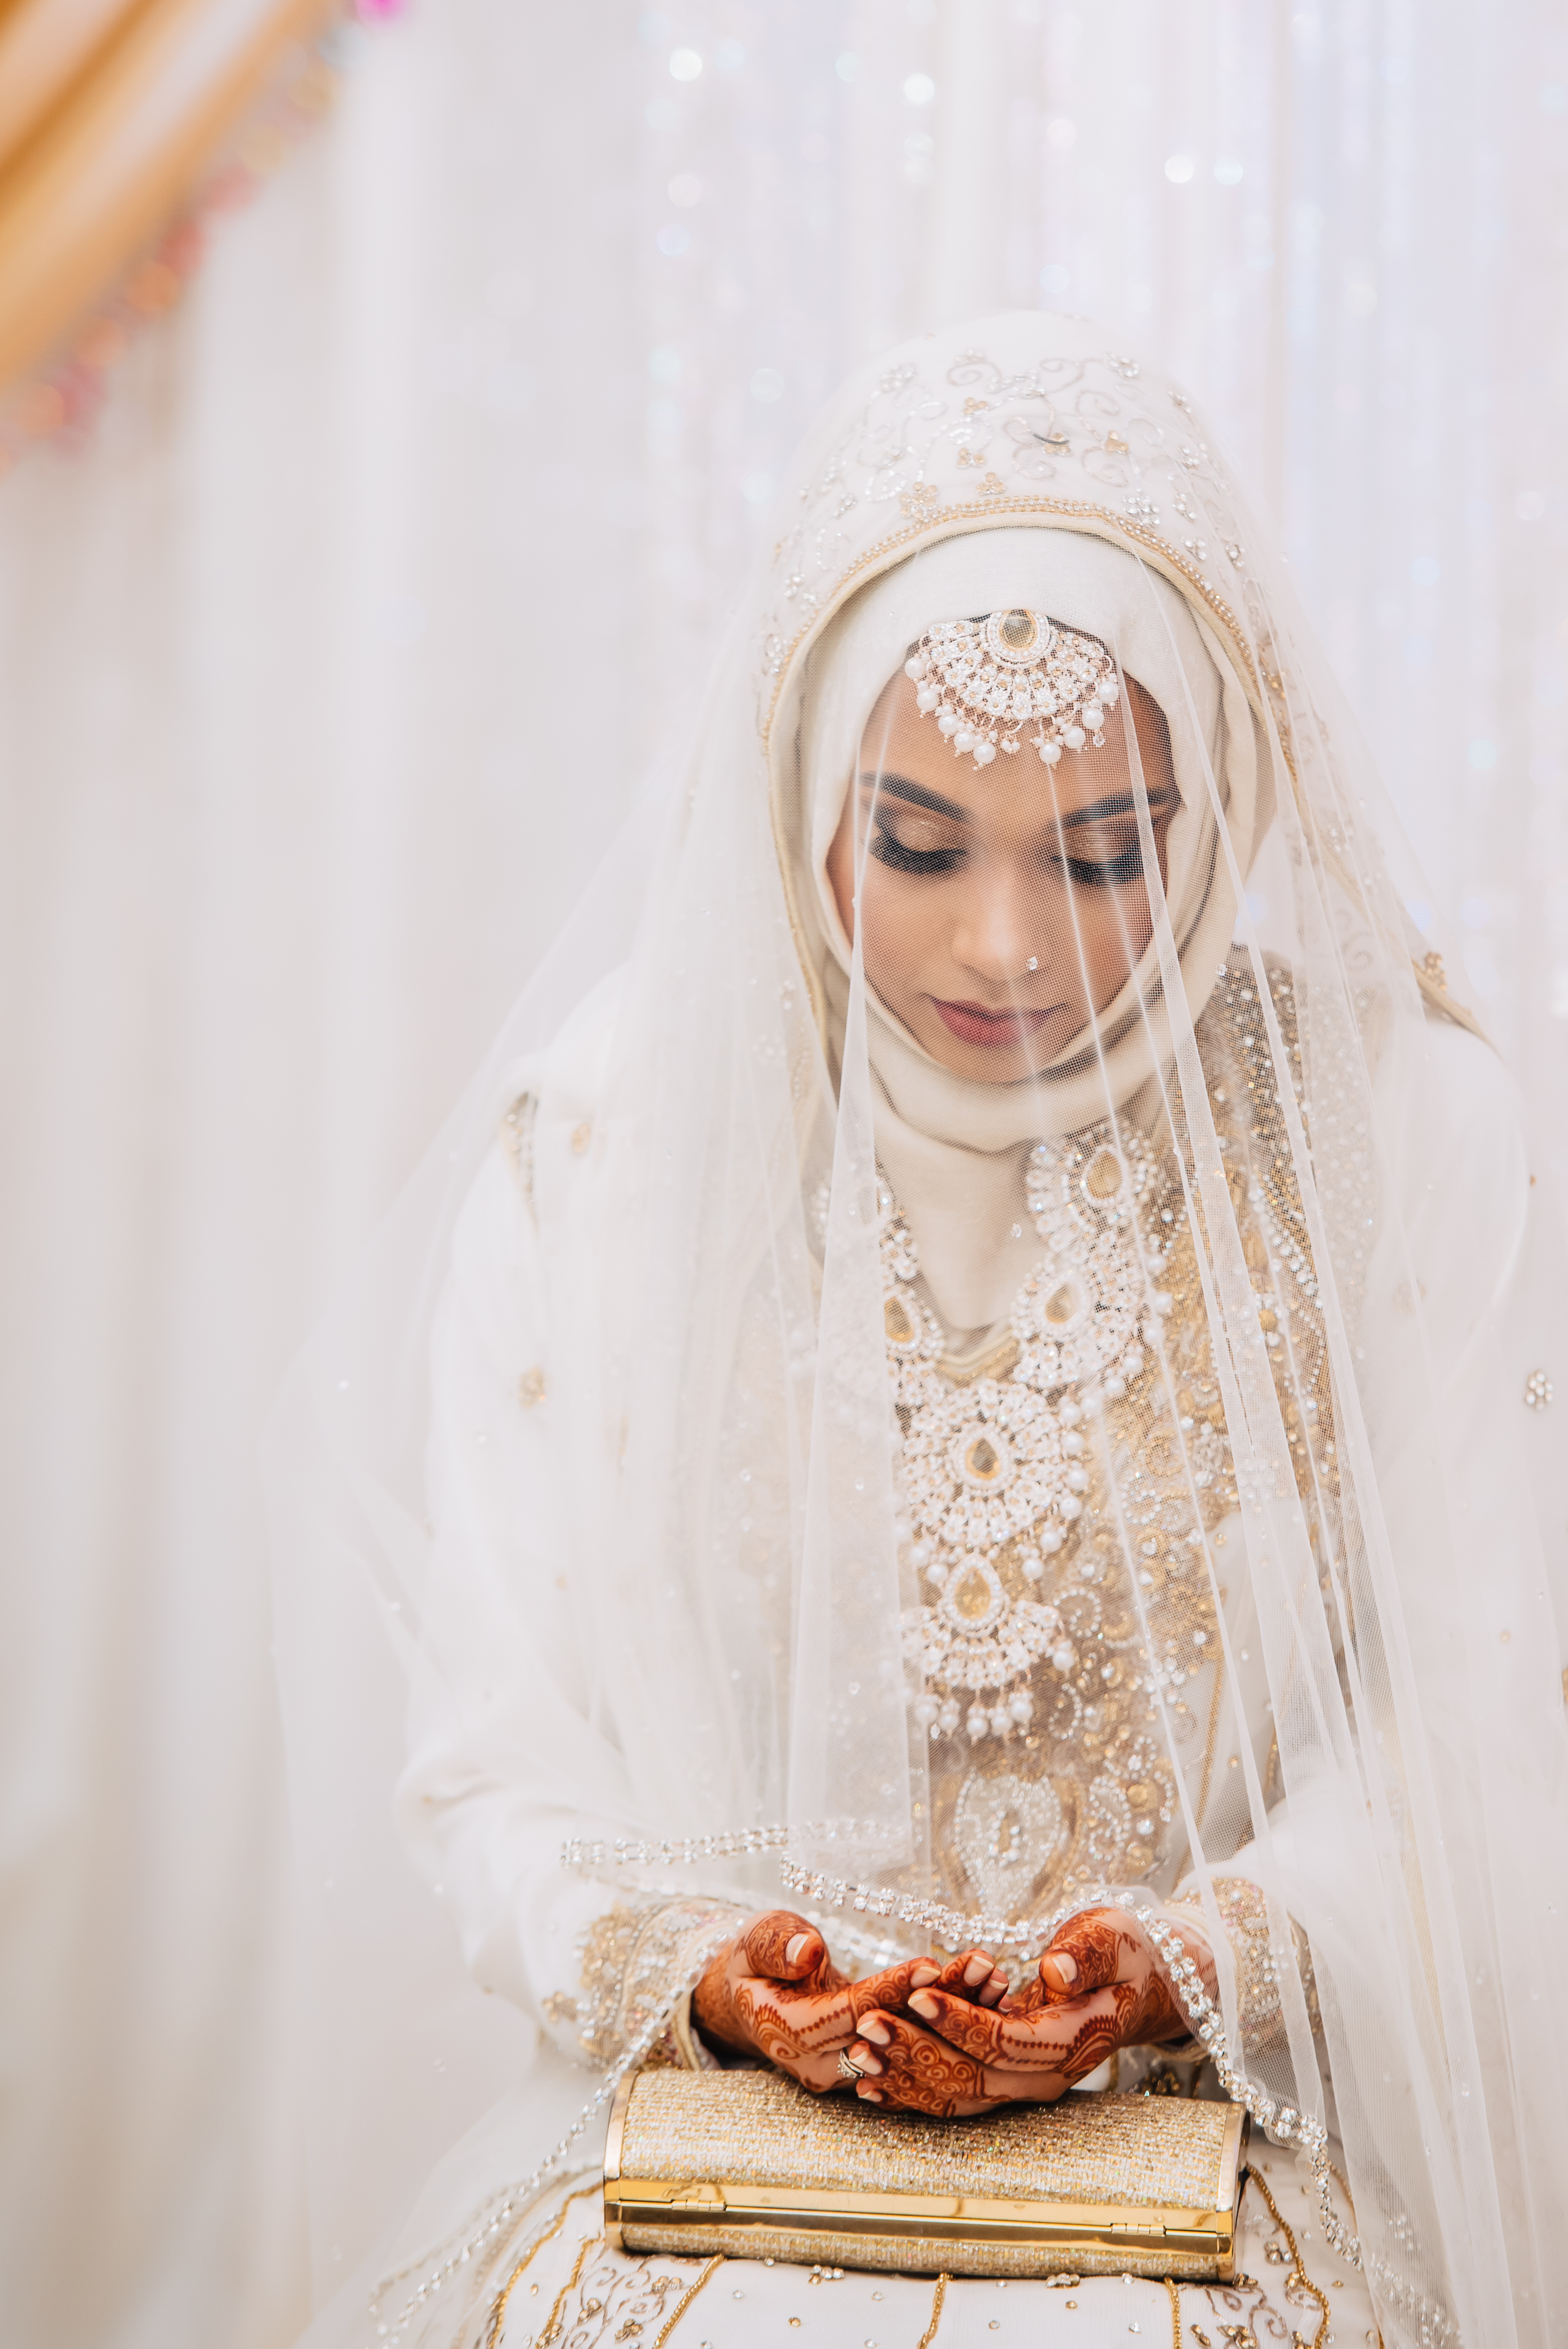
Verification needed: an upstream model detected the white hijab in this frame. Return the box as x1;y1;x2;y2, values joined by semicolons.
794;528;1272;1336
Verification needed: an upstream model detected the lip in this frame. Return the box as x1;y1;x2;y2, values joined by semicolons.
932;997;1054;1048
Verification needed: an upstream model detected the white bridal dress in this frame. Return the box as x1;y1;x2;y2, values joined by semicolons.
271;313;1568;2349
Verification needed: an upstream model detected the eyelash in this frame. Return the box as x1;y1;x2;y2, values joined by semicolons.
869;823;1146;888
869;826;963;876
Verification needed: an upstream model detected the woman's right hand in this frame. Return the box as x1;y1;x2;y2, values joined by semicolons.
692;1909;949;2093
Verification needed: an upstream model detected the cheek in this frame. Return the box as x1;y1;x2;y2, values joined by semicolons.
825;812;857;942
856;864;930;981
1074;883;1155;989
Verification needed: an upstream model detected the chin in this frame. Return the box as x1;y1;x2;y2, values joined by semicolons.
924;1032;1048;1084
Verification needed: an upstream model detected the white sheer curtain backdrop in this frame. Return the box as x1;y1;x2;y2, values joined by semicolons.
0;4;1561;2346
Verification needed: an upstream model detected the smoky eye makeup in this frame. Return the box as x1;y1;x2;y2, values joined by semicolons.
860;781;968;876
856;781;1172;884
1054;824;1147;887
1064;842;1147;887
1053;797;1175;888
868;818;966;876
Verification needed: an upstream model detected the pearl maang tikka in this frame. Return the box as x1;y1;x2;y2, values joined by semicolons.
905;608;1119;771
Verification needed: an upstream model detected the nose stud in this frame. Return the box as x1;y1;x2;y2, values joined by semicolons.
1026;957;1039;972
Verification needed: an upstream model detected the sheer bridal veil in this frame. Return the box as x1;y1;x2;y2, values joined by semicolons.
269;311;1568;2349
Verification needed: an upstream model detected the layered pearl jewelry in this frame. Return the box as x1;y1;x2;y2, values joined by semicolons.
905;607;1120;769
885;1120;1174;1748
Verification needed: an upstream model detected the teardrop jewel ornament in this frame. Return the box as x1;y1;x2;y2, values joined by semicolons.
883;1123;1180;1747
903;609;1120;770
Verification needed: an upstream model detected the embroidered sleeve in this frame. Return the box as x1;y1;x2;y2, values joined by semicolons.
1167;1875;1321;2054
542;1896;749;2072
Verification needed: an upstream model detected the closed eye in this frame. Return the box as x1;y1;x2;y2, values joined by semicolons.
1062;842;1147;887
869;822;966;876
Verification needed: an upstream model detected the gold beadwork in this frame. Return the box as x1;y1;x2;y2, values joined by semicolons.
649;2255;724;2349
917;2272;951;2349
484;2187;599;2349
1241;2165;1331;2349
501;1092;537;1208
538;2233;599;2349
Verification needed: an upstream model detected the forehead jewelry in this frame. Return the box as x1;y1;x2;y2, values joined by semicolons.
904;607;1119;770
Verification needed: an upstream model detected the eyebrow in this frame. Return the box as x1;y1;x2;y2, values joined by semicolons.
1056;788;1179;826
857;770;969;821
856;773;1179;827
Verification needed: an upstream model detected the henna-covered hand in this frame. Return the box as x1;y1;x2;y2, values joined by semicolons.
840;1947;1028;2117
691;1910;938;2094
849;1907;1215;2106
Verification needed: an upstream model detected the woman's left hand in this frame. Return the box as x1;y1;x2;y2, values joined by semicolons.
845;1906;1211;2116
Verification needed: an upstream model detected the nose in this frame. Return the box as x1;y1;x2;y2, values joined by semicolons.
951;871;1043;987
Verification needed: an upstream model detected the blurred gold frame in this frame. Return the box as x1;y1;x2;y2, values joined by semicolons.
0;0;338;395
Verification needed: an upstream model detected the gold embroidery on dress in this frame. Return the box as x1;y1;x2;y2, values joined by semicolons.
546;1898;748;2072
500;1091;537;1211
1168;1875;1322;2055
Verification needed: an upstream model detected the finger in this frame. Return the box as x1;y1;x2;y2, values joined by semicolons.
853;2010;992;2117
778;2048;848;2097
848;2039;884;2075
856;2081;885;2103
743;1911;824;1979
906;1985;1092;2075
995;1973;1047;2019
845;1957;941;2024
928;1949;998;2002
738;1957;957;2065
1037;1907;1128;2003
907;1986;1009;2058
733;1976;859;2056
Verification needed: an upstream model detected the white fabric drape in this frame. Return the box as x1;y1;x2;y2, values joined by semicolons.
0;5;1563;2347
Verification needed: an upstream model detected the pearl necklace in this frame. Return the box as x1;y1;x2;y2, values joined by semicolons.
882;1119;1181;1747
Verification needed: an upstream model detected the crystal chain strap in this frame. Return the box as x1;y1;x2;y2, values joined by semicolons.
1128;1898;1362;2273
364;1917;737;2348
779;1853;1083;1959
560;1821;884;1872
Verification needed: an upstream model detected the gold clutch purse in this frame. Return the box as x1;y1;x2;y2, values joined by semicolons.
603;2067;1246;2280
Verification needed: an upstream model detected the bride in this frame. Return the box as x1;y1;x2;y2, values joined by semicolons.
275;311;1568;2349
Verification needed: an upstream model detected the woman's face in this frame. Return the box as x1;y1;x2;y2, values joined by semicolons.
825;667;1180;1084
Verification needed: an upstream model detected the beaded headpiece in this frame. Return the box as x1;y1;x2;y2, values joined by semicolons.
904;607;1119;770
